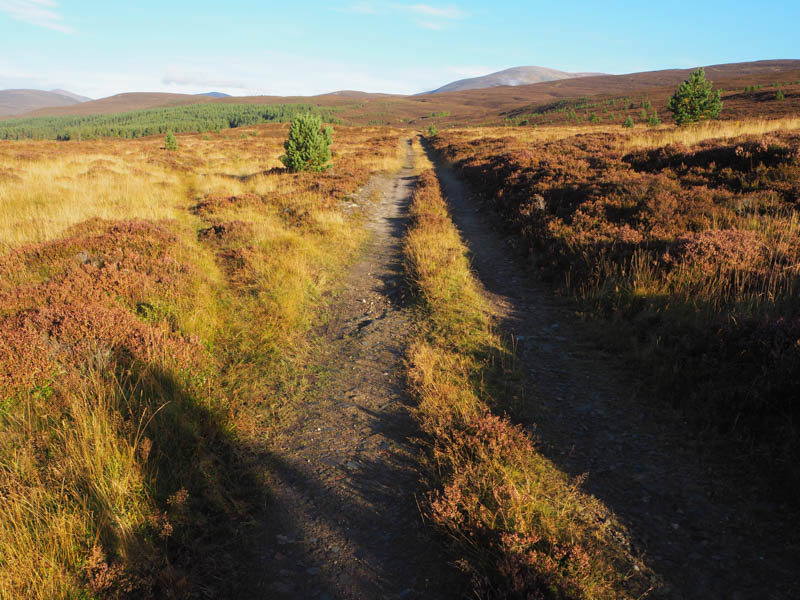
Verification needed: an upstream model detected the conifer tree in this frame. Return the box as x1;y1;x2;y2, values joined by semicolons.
280;113;333;172
164;131;178;150
667;68;723;126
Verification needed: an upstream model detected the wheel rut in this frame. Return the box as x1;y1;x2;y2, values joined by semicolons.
253;141;467;599
429;155;800;600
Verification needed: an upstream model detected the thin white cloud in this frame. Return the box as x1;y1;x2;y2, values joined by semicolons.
1;52;502;98
162;69;251;91
0;0;74;33
407;4;466;19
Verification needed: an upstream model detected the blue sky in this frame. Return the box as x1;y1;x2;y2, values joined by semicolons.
0;1;798;98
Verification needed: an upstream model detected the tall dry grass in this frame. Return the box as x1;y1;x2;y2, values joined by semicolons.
622;116;800;149
0;124;408;597
448;116;800;154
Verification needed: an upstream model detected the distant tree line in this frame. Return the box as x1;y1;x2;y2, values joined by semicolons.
0;103;341;141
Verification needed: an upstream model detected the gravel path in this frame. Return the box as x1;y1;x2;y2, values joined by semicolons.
252;141;468;599
430;156;800;600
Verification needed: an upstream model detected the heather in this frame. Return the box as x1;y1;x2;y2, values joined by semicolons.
431;127;800;497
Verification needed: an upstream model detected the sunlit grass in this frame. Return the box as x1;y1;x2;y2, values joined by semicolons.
0;123;408;597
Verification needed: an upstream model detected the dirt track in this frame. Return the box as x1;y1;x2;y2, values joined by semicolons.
429;154;800;600
253;141;467;599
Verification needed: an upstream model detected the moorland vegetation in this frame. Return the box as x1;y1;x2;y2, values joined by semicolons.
404;141;651;599
430;121;800;499
2;61;800;599
0;123;405;598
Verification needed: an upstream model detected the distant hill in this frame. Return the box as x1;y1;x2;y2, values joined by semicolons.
198;92;231;98
0;89;89;117
50;89;92;102
17;92;218;118
428;66;605;94
431;60;800;106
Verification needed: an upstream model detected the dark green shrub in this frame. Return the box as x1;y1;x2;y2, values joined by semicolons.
648;110;662;126
776;90;786;101
622;116;635;128
280;113;333;173
667;68;723;126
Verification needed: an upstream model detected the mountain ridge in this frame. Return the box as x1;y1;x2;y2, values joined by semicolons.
427;66;606;94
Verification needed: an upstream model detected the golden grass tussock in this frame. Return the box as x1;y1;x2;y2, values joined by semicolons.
0;124;407;597
403;143;648;598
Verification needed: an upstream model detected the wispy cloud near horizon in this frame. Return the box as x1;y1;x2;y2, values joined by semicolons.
0;0;74;33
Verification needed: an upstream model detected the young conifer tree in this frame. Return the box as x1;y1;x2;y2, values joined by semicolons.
164;131;178;151
280;113;333;172
667;68;723;126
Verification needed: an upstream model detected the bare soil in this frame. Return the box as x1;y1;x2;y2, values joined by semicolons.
429;156;800;600
251;141;468;599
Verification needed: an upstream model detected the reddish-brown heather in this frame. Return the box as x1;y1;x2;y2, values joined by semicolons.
431;128;800;498
663;229;765;275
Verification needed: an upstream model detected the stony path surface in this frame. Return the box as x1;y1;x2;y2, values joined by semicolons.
430;158;800;600
252;142;468;599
